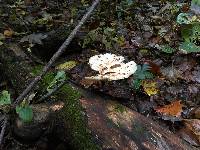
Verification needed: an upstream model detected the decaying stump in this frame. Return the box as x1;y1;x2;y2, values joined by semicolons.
0;43;197;150
13;101;64;142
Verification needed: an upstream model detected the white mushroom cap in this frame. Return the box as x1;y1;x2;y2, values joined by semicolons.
86;53;137;81
89;53;124;71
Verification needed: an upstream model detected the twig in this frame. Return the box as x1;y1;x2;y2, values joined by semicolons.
0;116;8;146
14;0;100;106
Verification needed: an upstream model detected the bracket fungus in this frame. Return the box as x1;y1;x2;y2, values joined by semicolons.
85;53;137;81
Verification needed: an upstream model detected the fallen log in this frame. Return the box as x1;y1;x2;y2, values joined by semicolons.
69;83;197;150
0;43;197;150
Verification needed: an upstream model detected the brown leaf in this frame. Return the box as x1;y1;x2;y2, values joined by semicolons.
144;61;161;75
80;78;101;88
155;100;183;117
4;28;14;38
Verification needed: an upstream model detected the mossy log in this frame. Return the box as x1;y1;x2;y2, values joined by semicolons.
0;43;197;150
78;91;197;150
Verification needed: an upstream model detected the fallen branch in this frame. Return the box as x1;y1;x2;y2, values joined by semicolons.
14;0;100;106
0;116;8;146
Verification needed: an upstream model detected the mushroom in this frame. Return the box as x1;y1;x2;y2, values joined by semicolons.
86;53;137;81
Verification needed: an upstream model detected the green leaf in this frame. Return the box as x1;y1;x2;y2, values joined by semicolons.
191;0;200;14
181;25;193;42
132;79;142;90
0;90;11;105
47;71;66;92
181;23;200;43
176;13;192;25
134;64;154;80
192;0;200;6
179;42;200;53
0;41;3;45
82;28;100;48
192;23;200;40
160;45;176;54
16;105;33;122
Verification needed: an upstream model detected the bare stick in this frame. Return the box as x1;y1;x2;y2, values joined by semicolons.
0;116;8;146
14;0;100;106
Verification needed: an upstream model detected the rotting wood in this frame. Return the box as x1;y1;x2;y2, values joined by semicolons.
70;82;197;150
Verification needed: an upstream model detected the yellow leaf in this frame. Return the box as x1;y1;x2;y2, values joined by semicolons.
142;80;158;96
56;61;77;70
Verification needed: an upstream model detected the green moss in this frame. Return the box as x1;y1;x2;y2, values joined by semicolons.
31;66;98;149
31;68;97;149
57;84;99;150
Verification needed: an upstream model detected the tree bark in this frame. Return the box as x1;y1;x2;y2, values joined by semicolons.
79;96;195;150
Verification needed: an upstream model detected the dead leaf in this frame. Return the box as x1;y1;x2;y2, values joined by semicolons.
80;78;101;88
192;69;200;83
4;28;14;38
144;61;161;75
160;66;181;82
142;80;159;96
20;33;47;45
56;61;77;70
155;100;183;117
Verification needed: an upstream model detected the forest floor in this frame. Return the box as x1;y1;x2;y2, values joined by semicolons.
0;0;199;149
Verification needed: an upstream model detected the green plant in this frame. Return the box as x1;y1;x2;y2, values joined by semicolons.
132;64;154;90
16;104;33;123
16;93;36;123
176;8;200;53
160;45;176;54
192;0;200;6
0;90;11;105
82;27;125;50
179;41;200;53
0;90;33;122
47;71;67;93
